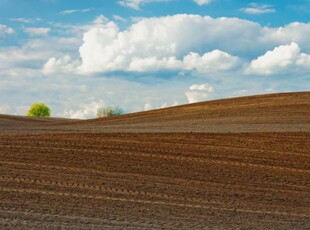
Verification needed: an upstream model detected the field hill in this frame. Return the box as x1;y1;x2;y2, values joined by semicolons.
0;92;309;229
1;92;310;134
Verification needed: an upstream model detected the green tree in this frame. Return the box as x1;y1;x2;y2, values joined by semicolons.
27;103;51;117
96;106;124;118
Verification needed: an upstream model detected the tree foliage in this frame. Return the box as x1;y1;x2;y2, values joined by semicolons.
27;103;51;117
97;106;124;118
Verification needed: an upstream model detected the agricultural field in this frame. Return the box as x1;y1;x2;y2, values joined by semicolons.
0;92;309;229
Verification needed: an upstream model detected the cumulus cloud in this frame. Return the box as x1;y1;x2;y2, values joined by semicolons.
185;84;214;103
193;0;212;6
297;53;310;68
128;50;238;73
262;22;310;51
4;14;305;80
247;42;310;75
0;36;80;71
79;21;120;72
79;15;257;74
63;101;105;119
24;27;51;36
2;13;306;86
247;42;300;75
183;50;239;73
43;55;80;75
0;24;15;38
118;0;171;10
241;3;276;15
75;14;310;75
129;56;181;72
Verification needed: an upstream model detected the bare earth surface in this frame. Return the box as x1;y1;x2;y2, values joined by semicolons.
0;92;309;229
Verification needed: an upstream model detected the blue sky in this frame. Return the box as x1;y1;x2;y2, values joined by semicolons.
0;0;309;25
0;0;309;118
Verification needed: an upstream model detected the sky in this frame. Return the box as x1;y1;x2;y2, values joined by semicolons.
0;0;309;118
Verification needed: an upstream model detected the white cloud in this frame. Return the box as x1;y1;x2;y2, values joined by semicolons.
79;21;120;72
11;18;41;23
241;3;276;15
248;42;300;75
128;50;238;73
262;22;310;51
76;15;310;75
297;53;310;68
93;15;110;25
79;15;254;73
118;0;171;10
0;37;80;70
11;18;33;23
60;9;91;15
183;50;239;73
63;101;105;119
144;102;153;111
247;42;310;75
113;15;126;23
5;14;308;79
193;0;212;6
24;27;51;36
43;55;80;75
185;84;214;103
0;24;15;38
129;56;181;72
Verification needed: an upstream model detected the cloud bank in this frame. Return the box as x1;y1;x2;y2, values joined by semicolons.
78;15;255;73
74;15;310;75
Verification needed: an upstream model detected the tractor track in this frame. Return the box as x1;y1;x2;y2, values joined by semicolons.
1;187;309;219
0;176;225;206
1;138;309;158
1;144;309;174
1;160;308;194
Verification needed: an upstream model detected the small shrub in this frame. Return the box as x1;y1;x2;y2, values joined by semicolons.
97;106;124;118
27;103;51;117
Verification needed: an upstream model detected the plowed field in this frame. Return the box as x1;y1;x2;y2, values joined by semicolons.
0;92;309;229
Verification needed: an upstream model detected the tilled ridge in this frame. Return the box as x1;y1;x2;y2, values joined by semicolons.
0;133;309;229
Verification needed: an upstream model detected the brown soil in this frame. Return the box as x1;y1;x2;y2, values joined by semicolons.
0;92;309;229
